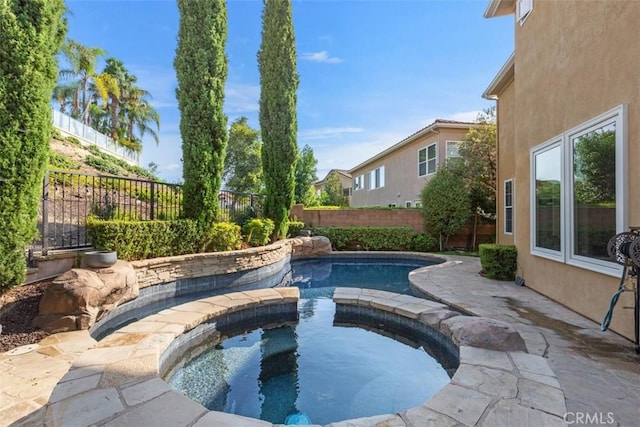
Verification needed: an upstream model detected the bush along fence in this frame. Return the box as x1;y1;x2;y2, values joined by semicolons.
33;169;262;254
310;226;438;252
290;204;495;250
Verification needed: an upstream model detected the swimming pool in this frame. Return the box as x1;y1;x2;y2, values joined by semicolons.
167;256;454;425
290;256;436;298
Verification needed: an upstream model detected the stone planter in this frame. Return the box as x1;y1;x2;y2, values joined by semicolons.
82;250;118;268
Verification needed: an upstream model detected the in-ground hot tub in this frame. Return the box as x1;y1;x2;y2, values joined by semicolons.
162;255;457;425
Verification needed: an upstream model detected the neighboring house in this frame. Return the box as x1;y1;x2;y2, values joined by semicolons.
313;169;353;202
484;0;639;340
349;120;477;208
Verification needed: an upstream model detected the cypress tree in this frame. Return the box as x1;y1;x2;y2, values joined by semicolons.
258;0;299;239
175;0;228;225
0;0;66;288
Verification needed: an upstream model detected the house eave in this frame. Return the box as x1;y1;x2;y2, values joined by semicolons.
484;0;516;18
482;53;515;100
348;121;479;174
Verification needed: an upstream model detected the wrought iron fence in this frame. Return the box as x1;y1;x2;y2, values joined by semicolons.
34;170;262;254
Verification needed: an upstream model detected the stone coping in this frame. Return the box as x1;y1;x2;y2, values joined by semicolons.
37;288;300;426
332;288;567;427
32;284;565;427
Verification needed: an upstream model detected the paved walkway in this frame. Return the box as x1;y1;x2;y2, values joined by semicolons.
410;256;640;427
1;255;639;426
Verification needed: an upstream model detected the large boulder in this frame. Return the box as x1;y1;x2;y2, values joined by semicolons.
442;315;528;352
33;260;138;333
289;236;332;259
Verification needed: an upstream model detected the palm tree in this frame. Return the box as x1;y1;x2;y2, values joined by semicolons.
87;72;119;131
102;57;128;140
58;39;105;123
123;86;160;147
51;83;76;115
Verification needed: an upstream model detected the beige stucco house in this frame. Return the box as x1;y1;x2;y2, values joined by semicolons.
349;120;477;207
484;0;639;340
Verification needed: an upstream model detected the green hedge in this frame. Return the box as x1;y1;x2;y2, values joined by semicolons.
479;243;517;281
86;217;201;260
311;226;416;251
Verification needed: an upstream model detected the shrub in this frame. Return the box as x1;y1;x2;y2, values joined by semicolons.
421;167;470;251
410;233;438;252
49;152;81;170
287;221;305;237
65;136;82;146
85;155;121;175
202;222;242;252
84;145;160;181
243;218;275;247
311;226;415;251
86;217;201;260
479;243;517;281
51;128;64;140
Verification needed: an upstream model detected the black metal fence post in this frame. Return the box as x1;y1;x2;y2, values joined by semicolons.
150;181;155;220
42;170;49;255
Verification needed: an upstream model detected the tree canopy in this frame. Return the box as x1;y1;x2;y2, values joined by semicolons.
224;117;263;194
56;40;160;154
320;171;348;207
294;144;318;204
458;107;497;218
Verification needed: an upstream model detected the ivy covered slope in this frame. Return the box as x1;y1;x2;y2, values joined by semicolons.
0;0;66;288
48;134;160;181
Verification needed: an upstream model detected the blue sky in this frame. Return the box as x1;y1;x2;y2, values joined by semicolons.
64;0;513;184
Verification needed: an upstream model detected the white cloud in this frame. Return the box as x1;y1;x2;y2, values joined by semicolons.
161;163;182;172
225;83;260;114
449;110;481;123
299;127;363;140
301;51;343;64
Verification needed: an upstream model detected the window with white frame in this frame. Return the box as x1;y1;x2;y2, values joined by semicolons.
353;174;364;191
517;0;533;25
368;166;385;190
532;142;562;254
504;179;514;234
446;141;461;159
446;141;462;166
405;201;412;208
530;105;627;276
418;144;437;177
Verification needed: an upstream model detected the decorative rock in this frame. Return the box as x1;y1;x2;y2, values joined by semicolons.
289;236;332;258
442;316;527;352
33;261;139;333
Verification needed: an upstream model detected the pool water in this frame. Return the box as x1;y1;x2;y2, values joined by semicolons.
168;257;451;425
291;256;435;298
